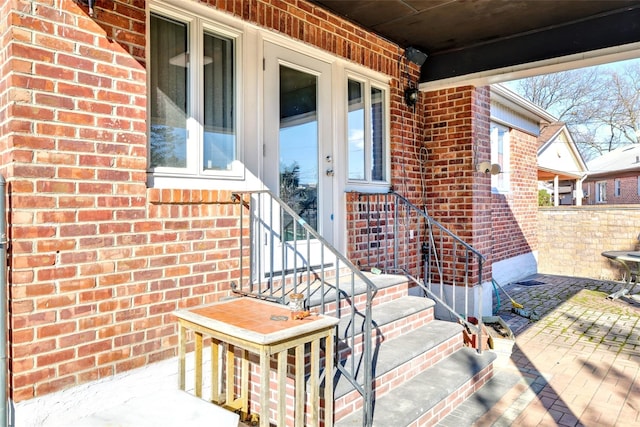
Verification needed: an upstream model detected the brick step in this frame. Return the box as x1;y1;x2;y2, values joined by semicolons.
335;295;435;360
333;319;465;421
334;347;497;427
304;273;411;314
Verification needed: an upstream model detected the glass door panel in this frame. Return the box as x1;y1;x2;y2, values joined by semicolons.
279;65;319;240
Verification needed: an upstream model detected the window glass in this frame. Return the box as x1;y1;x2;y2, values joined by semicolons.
370;87;385;181
596;181;606;202
347;78;388;184
149;10;238;178
614;179;621;197
279;66;318;240
149;13;188;168
490;123;509;192
203;31;235;171
347;80;365;180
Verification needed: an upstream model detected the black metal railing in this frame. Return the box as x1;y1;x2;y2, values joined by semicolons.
231;190;377;426
352;192;486;346
230;190;486;427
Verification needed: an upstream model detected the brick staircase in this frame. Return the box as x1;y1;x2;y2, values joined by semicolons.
312;273;496;427
230;190;494;426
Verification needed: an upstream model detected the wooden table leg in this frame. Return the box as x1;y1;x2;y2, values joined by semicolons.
259;349;270;427
294;344;305;427
277;350;287;427
241;349;249;417
195;331;203;398
179;323;186;391
211;340;219;404
226;344;235;407
324;332;335;427
310;338;320;426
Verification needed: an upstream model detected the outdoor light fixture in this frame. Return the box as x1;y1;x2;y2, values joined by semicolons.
405;47;428;67
404;87;419;107
403;47;427;107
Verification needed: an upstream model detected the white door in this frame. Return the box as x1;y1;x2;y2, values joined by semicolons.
262;42;334;273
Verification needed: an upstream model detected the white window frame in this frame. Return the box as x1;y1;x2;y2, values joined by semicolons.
596;181;607;203
490;122;510;193
344;72;391;192
147;3;244;187
614;179;621;197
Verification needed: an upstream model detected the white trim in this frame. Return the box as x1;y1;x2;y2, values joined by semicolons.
344;71;392;189
490;123;510;194
491;84;556;124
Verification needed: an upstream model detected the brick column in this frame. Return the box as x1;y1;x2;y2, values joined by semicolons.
424;86;493;281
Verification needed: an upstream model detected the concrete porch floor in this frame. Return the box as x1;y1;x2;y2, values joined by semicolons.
439;274;640;427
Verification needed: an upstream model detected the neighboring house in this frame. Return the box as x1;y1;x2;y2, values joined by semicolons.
0;0;635;425
537;123;588;206
583;144;640;205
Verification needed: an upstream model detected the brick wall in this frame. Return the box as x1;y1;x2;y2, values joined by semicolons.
491;128;538;264
538;206;640;279
0;0;11;179
345;87;494;284
4;0;424;402
423;86;493;280
583;173;640;205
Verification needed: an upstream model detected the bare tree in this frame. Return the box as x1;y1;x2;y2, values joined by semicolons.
604;63;640;147
511;60;640;161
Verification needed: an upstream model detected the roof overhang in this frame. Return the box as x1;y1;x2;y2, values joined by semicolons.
585;166;640;179
309;1;640;88
538;167;584;181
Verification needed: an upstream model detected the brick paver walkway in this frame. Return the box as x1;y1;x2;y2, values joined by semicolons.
475;274;640;427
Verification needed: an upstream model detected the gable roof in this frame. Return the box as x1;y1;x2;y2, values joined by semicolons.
537;122;566;150
586;144;640;177
537;122;587;181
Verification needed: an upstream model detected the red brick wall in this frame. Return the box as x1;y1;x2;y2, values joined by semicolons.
583;173;640;205
6;0;149;401
345;87;493;284
490;128;538;264
4;0;421;402
423;86;493;280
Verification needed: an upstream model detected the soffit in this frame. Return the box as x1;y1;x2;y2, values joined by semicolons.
309;1;640;84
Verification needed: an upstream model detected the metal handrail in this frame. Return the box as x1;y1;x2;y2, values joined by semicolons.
231;190;377;427
354;192;486;352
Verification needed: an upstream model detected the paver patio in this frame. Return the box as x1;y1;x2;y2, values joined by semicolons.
440;274;640;427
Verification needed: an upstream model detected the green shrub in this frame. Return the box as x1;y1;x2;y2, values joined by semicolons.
538;189;553;206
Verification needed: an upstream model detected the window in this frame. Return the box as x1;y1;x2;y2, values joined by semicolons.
596;181;607;203
490;123;509;192
149;9;240;179
637;176;640;196
614;179;621;197
347;77;388;184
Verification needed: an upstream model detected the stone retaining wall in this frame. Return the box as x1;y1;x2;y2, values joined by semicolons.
538;206;640;280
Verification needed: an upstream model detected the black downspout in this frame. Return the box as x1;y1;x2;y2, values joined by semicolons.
0;175;8;427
